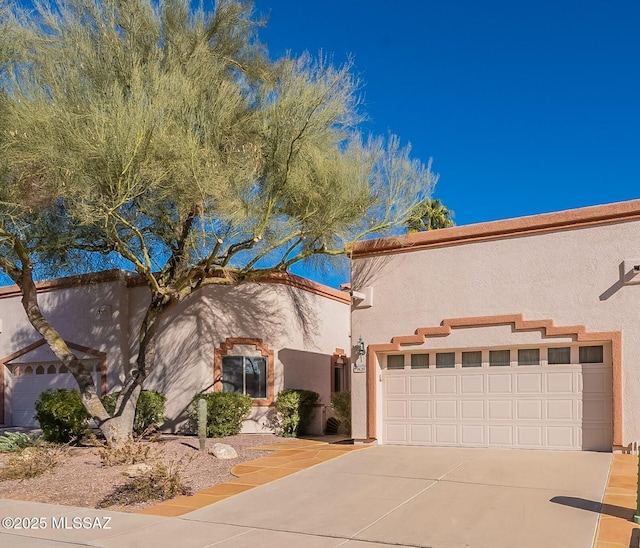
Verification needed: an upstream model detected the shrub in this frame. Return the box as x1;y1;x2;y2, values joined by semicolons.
98;459;191;507
101;390;166;436
0;444;67;480
34;389;90;444
0;432;43;453
188;392;251;438
331;392;351;435
96;439;157;467
273;389;320;437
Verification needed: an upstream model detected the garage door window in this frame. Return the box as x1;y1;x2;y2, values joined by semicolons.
548;347;570;365
518;348;540;366
462;351;482;367
387;355;405;369
436;352;455;368
411;354;429;369
489;350;510;366
579;345;604;364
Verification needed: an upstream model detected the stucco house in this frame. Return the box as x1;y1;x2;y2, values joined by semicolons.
3;199;640;452
0;271;350;434
350;199;640;452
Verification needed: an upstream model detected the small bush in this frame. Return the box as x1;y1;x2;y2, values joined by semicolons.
98;459;192;507
96;439;157;467
0;432;43;453
34;389;90;444
0;445;67;480
101;390;166;437
188;392;251;438
331;392;351;435
273;389;320;437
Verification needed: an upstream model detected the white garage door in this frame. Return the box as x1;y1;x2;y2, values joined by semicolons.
382;347;612;451
10;362;99;428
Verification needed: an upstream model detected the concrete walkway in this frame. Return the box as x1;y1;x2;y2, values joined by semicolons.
0;443;634;547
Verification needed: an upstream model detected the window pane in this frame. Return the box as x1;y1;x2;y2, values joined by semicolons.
245;357;267;398
489;350;510;366
548;347;570;365
387;355;404;370
411;354;429;369
221;356;244;393
518;348;540;366
579;345;604;364
462;351;482;367
436;352;455;368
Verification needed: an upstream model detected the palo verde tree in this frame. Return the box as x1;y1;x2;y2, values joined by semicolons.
0;0;438;444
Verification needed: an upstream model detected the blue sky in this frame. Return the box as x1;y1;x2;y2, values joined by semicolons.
5;1;639;289
250;0;640;286
253;0;639;222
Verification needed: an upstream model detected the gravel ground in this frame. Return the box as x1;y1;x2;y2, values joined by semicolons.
0;434;296;512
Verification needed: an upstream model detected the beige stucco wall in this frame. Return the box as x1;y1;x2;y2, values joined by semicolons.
351;218;640;444
0;273;350;435
144;282;350;434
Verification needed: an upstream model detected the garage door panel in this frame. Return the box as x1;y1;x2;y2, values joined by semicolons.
461;425;485;445
488;375;511;393
488;425;513;445
409;376;430;395
546;399;575;420
488;399;513;419
461;375;484;394
386;400;407;419
409;400;431;419
434;425;457;444
461;400;484;419
410;424;432;444
547;426;574;448
385;376;407;395
517;400;543;420
434;376;457;394
547;372;575;393
434;400;457;419
385;424;408;444
516;426;543;446
516;374;543;394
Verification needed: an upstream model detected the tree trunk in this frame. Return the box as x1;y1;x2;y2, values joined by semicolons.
16;262;116;438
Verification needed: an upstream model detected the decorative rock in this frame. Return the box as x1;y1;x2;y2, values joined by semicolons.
209;443;237;460
123;463;152;477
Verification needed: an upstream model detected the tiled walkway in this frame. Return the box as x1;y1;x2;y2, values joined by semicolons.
595;454;640;547
137;439;368;517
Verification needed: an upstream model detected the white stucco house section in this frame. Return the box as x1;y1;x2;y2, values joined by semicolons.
0;271;351;434
350;200;640;450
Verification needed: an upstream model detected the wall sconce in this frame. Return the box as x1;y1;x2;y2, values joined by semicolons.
354;336;366;373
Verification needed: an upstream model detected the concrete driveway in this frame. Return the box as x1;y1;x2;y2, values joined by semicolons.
0;446;611;547
180;446;611;548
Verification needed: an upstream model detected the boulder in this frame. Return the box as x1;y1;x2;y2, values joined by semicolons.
209;443;237;460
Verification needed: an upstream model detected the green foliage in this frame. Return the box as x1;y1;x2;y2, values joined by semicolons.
0;432;43;453
0;0;437;445
405;198;454;233
273;389;320;438
188;392;252;438
331;392;352;435
98;460;191;507
34;389;90;444
0;445;67;480
101;390;166;436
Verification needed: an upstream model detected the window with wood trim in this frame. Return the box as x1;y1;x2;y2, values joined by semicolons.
214;338;275;406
